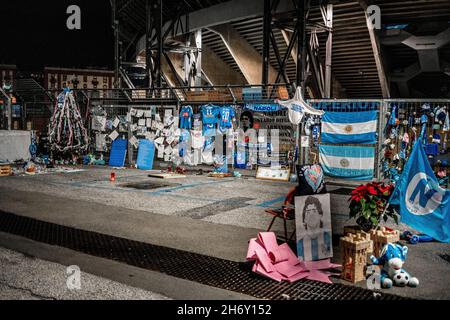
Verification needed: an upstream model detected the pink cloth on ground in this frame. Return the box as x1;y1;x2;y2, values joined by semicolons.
247;232;340;284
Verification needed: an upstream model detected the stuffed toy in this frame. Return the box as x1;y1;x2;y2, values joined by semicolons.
370;243;419;288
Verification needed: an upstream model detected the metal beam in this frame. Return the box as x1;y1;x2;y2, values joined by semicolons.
194;29;202;87
296;0;307;92
360;0;390;98
135;0;296;58
112;0;120;88
324;4;333;98
155;0;163;88
209;24;277;85
262;0;271;85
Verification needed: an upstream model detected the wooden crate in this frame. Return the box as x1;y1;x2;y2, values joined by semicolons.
0;165;12;177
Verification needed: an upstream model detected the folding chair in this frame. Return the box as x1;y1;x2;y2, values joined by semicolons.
265;187;297;242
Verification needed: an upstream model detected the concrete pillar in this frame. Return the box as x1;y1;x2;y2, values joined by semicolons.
209;24;277;84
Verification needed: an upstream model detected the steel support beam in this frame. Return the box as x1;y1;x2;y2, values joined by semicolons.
324;4;333;98
296;0;307;94
209;24;277;85
360;0;390;98
135;0;296;59
112;0;120;88
155;0;163;88
194;30;202;88
146;0;163;88
262;0;271;86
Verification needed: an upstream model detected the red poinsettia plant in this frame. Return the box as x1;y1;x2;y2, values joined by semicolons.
348;182;399;231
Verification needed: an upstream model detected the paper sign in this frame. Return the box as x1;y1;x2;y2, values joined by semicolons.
138;119;146;126
154;137;164;145
166;135;175;145
164;146;173;155
144;110;153;118
164;109;173;117
112;117;120;128
109;130;119;141
158;148;164;159
155;114;161;122
146;118;152;128
145;132;155;141
129;136;139;148
136;110;144;118
301;136;310;147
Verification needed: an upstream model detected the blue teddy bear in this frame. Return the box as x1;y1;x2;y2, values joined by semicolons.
370;243;419;288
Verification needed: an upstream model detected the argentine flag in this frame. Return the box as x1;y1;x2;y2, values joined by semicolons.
390;140;450;242
321;111;378;144
319;145;375;180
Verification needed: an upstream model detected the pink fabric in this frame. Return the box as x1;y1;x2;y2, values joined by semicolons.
274;261;307;278
254;262;284;282
287;272;309;283
246;238;265;260
255;249;276;273
303;259;342;271
306;270;334;284
258;232;279;254
247;232;341;284
277;243;301;265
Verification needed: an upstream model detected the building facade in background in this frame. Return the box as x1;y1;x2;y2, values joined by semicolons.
44;67;115;92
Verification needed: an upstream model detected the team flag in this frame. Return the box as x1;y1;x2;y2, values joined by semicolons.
319;145;375;180
321;111;378;144
389;139;450;242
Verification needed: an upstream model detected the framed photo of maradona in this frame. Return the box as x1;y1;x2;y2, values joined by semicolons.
295;193;333;261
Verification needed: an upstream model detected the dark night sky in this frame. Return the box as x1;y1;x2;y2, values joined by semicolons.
0;0;114;71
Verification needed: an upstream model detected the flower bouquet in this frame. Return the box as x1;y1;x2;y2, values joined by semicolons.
348;182;399;231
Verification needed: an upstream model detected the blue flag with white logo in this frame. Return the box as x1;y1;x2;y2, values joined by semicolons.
390;140;450;242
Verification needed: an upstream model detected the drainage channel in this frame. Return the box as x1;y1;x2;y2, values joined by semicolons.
0;210;405;300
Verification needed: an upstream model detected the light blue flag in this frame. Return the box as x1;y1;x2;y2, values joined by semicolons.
321;111;378;144
390;140;450;242
319;145;375;180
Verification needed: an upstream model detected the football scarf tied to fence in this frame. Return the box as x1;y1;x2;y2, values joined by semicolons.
48;89;89;153
389;139;450;243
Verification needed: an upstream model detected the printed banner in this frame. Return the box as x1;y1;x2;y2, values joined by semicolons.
244;103;285;112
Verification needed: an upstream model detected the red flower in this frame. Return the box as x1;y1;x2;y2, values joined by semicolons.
367;185;378;195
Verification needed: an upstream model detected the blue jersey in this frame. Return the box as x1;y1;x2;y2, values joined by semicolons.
201;104;220;135
179;105;193;129
219;106;235;129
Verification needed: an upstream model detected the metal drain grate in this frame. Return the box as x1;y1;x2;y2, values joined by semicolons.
0;210;406;300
